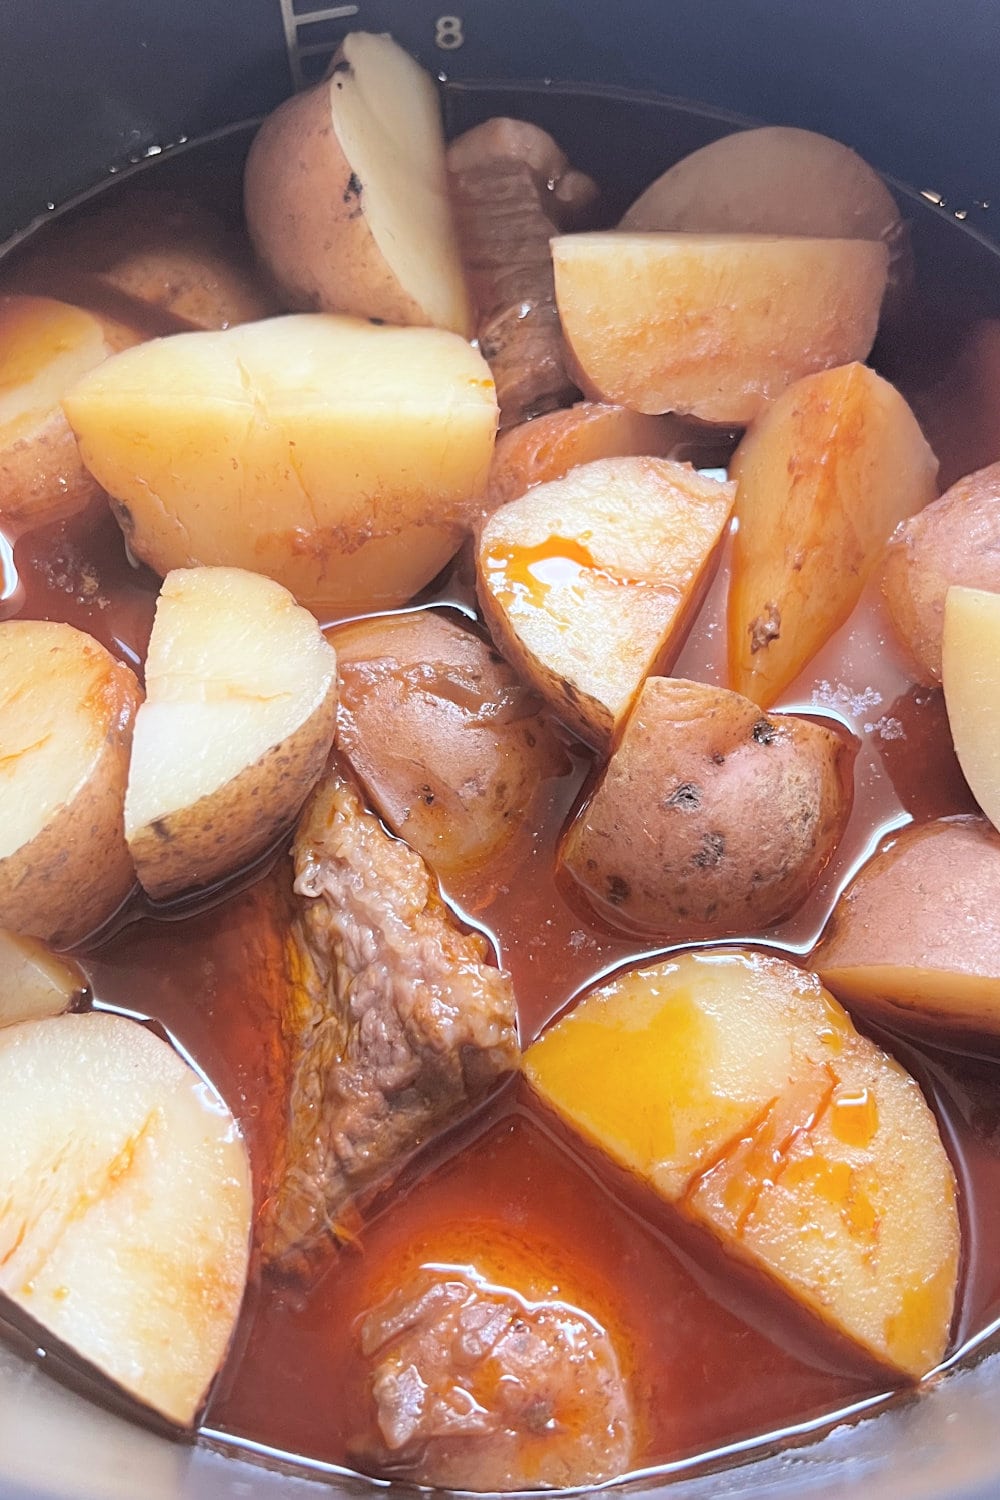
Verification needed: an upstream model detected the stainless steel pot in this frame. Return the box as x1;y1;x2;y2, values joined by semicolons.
1;2;999;1495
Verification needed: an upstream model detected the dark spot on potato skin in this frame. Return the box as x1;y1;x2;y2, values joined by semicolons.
752;718;777;746
693;832;725;869
150;818;171;841
711;751;725;765
666;782;702;811
606;874;630;905
343;171;363;204
420;784;435;806
369;316;385;326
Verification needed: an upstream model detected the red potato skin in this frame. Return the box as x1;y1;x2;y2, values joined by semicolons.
244;77;432;324
881;460;1000;684
815;815;1000;1039
559;677;857;940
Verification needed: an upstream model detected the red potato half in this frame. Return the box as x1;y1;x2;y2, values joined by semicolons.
0;294;117;530
477;457;735;747
621;126;901;242
552;232;889;424
486;401;731;512
882;462;1000;685
559;677;856;939
0;1011;251;1425
125;567;337;900
245;32;472;335
0;620;140;947
816;816;1000;1039
942;586;1000;834
729;362;939;707
62;314;498;612
525;949;959;1380
332;610;567;883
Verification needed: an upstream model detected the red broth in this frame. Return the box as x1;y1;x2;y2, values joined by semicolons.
3;90;1000;1489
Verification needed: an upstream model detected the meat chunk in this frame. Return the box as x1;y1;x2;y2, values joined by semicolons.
358;1267;635;1490
261;765;519;1273
448;118;599;429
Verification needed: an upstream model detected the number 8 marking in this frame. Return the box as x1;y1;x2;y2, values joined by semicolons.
435;14;464;48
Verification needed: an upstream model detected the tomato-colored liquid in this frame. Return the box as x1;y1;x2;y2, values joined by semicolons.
3;92;1000;1490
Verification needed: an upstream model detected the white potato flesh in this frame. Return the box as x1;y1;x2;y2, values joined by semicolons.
943;586;1000;833
0;621;139;947
621;126;900;241
334;32;471;333
62;314;497;611
552;232;888;424
0;1011;251;1425
125;567;337;898
0;929;87;1028
477;456;735;745
0;295;114;529
525;950;958;1379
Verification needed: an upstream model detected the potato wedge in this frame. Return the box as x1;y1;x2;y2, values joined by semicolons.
559;678;855;937
123;570;335;900
552;232;888;423
942;586;1000;832
621;126;900;242
816;816;1000;1037
125;567;337;900
525;949;959;1379
882;463;1000;684
729;362;938;706
0;1011;251;1425
6;190;277;336
0;294;116;530
486;401;715;512
62;314;498;611
0;929;87;1027
477;457;735;746
332;610;567;881
244;32;472;335
0;621;139;947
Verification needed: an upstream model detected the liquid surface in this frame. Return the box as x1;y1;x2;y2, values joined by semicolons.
3;88;1000;1490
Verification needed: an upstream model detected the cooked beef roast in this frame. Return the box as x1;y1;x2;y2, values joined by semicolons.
261;764;519;1272
357;1267;635;1489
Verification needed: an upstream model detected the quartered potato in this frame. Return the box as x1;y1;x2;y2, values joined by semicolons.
0;929;87;1027
62;314;498;611
525;949;959;1379
332;610;567;883
0;294;118;530
0;1011;251;1425
729;362;938;706
477;456;735;747
559;677;855;938
552;232;888;423
883;462;1000;684
486;401;715;512
245;32;472;335
0;620;139;947
125;567;337;900
7;190;277;335
942;587;1000;834
816;816;1000;1038
621;126;901;242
